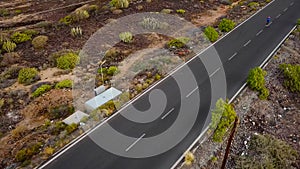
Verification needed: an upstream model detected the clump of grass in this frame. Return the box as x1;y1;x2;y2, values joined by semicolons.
119;32;133;43
18;67;39;85
236;134;299;168
56;52;80;70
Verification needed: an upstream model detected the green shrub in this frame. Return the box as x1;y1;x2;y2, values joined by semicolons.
14;9;22;15
23;29;39;36
218;18;236;32
2;41;17;53
51;121;67;135
11;32;32;44
176;9;186;14
0;8;9;17
55;79;73;89
119;32;133;43
56;52;80;70
18;68;39;85
236;134;298;169
110;0;130;9
248;2;259;10
65;123;78;134
0;33;9;45
32;35;48;49
48;105;74;120
297;19;300;26
247;67;269;99
59;15;73;25
140;17;169;30
107;66;119;75
71;27;83;37
167;37;190;49
32;84;52;97
204;26;219;42
15;142;43;163
265;0;271;3
279;64;300;93
212;99;236;142
72;10;90;22
59;10;89;25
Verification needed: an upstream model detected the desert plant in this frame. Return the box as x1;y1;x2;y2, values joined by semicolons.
140;17;169;30
107;66;119;75
236;134;299;168
44;147;54;156
218;18;236;32
248;2;259;10
72;10;90;22
11;32;32;43
18;67;39;85
119;32;133;43
279;64;300;93
110;0;130;9
176;9;186;14
204;26;219;42
71;27;83;37
167;37;190;49
65;123;78;134
2;41;17;53
12;125;27;138
0;8;9;17
32;84;52;97
247;67;269;99
212;99;236;142
32;35;48;49
56;52;80;70
59;15;73;25
15;142;43;163
297;18;300;26
0;33;9;45
184;152;195;166
55;79;73;89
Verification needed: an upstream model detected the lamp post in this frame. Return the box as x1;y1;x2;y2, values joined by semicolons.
99;60;106;85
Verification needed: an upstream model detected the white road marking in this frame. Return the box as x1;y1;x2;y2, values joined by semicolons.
161;108;175;119
283;7;288;12
276;14;281;19
125;133;146;152
256;29;263;36
228;52;237;61
186;87;199;98
243;40;251;47
209;67;220;78
290;2;294;6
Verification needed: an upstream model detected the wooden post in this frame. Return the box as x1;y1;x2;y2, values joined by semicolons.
221;116;239;169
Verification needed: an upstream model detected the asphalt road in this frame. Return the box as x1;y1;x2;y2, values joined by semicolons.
41;0;300;168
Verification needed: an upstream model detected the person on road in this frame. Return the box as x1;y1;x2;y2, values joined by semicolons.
266;16;271;25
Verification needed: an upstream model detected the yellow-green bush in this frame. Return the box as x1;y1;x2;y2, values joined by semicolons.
59;10;89;25
119;32;133;43
55;79;73;89
32;35;48;49
2;41;17;53
204;26;219;42
56;52;80;70
32;84;52;97
247;67;269;99
11;32;32;44
167;37;190;49
176;9;186;14
236;134;299;168
280;64;300;93
211;99;236;142
110;0;129;9
218;18;236;32
65;123;78;134
18;67;39;85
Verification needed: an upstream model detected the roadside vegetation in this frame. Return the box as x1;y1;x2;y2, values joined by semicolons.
247;67;269;100
0;0;288;168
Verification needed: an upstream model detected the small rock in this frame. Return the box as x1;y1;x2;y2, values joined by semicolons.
112;9;123;15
